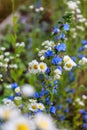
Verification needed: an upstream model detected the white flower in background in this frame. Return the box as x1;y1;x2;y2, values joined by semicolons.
82;95;87;100
76;0;80;4
83;45;87;49
67;1;78;10
4;52;10;56
14;96;22;101
76;26;84;31
34;113;57;130
48;41;55;48
30;60;40;74
15;87;20;93
9;64;18;69
20;42;25;47
63;55;76;71
0;55;4;59
16;42;25;47
4;58;10;62
28;102;38;112
0;47;6;51
0;62;3;67
63;55;71;63
0;106;20;120
40;56;45;61
64;60;76;71
28;60;47;74
78;101;84;106
38;50;46;57
76;8;81;13
54;69;62;79
2;98;15;108
28;62;33;73
75;98;81;102
35;8;40;12
42;40;49;46
21;84;35;97
40;7;44;11
37;103;45;110
0;74;3;78
85;22;87;26
29;99;37;103
29;5;34;9
79;57;87;65
2;116;35;130
9;56;14;60
39;62;47;72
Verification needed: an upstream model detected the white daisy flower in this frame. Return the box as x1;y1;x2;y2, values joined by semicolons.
0;106;20;120
79;57;87;65
34;113;57;130
2;99;15;108
42;40;49;46
63;55;71;63
39;62;47;73
37;103;45;110
38;50;46;57
15;87;20;93
40;56;45;61
28;60;40;74
64;60;76;71
2;116;35;130
28;102;38;112
29;99;37;103
54;69;62;79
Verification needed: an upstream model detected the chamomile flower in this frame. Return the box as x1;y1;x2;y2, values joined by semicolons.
34;113;57;130
38;50;46;57
79;57;87;65
37;103;45;110
0;106;20;120
42;40;49;46
2;98;15;108
40;56;45;61
63;55;71;63
54;68;62;79
29;99;37;103
64;60;76;71
2;116;35;130
15;87;20;93
28;102;38;112
39;62;47;73
28;60;39;74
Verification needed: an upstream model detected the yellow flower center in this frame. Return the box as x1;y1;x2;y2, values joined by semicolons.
33;64;38;69
40;64;45;69
32;105;37;109
17;124;29;130
38;105;43;109
3;110;10;119
66;63;72;68
39;120;49;129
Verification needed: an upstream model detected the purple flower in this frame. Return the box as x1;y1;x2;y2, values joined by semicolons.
63;24;70;31
44;50;53;58
52;56;62;65
55;43;66;52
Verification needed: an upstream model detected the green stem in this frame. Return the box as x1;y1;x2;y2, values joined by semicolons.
11;0;17;42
